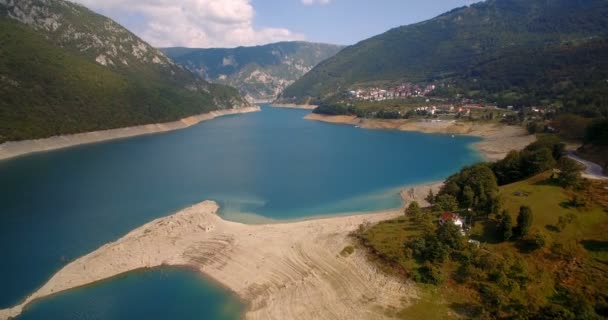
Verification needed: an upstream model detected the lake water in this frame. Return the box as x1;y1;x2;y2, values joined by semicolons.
17;268;243;320
0;105;482;318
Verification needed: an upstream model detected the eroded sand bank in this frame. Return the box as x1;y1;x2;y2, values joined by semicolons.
305;114;536;161
0;201;419;320
0;106;261;161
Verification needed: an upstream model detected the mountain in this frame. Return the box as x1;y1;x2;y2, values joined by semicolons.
161;42;344;102
280;0;608;114
0;0;250;143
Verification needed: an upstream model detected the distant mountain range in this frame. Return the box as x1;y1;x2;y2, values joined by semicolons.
0;0;249;143
162;42;343;102
280;0;608;115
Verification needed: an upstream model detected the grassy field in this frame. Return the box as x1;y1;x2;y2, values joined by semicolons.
357;173;608;318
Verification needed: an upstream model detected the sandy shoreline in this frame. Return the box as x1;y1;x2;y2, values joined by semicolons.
305;113;536;161
0;110;527;319
0;201;420;320
270;103;318;110
0;106;261;161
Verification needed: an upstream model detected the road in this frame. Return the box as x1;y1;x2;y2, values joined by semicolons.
567;151;607;180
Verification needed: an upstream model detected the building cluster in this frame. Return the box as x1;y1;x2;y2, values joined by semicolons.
347;83;436;101
414;105;476;116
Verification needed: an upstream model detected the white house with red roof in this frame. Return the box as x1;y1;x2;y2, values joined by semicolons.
440;212;464;232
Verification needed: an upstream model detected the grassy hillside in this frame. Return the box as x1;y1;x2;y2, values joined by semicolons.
0;0;248;143
162;42;343;101
280;0;608;113
359;173;608;319
358;153;608;319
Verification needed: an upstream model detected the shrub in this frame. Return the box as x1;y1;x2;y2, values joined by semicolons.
417;262;444;285
528;231;547;250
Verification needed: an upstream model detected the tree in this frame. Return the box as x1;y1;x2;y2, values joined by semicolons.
557;157;583;188
499;211;514;241
585;119;608;146
406;201;423;223
551;114;592;140
525;135;565;161
462;185;475;209
522;147;556;176
437;221;465;251
435;194;459;212
491;151;523;185
425;189;435;204
439;163;500;215
515;206;533;238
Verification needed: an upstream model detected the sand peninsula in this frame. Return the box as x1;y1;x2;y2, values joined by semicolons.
305;113;536;161
0;109;533;320
0;197;439;320
0;106;261;161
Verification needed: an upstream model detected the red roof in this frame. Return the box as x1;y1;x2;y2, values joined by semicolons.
441;212;461;222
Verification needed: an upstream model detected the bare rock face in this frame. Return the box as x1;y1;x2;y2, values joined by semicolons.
0;0;252;143
2;0;172;68
163;42;344;102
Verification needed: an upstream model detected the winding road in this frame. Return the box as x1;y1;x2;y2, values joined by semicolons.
567;151;607;180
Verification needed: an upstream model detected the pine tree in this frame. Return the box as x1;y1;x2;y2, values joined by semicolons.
406;201;423;223
499;210;513;241
515;206;533;238
425;189;435;204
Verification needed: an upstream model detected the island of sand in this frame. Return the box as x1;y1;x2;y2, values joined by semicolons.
0;200;425;320
305;113;536;161
0;106;261;161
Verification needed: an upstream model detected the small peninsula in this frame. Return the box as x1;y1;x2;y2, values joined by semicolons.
0;201;419;320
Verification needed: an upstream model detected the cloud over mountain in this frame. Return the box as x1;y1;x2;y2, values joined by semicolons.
74;0;306;48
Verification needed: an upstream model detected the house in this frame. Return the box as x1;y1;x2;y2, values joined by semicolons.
440;212;464;231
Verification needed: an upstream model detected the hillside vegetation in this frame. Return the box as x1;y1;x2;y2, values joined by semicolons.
280;0;608;115
162;42;343;102
0;0;248;143
357;137;608;319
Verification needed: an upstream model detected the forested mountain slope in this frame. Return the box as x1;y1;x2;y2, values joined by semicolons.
0;0;249;143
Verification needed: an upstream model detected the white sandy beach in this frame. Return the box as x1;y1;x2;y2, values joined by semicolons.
0;106;261;161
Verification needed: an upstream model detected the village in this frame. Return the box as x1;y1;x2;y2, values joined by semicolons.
347;82;437;101
339;82;556;121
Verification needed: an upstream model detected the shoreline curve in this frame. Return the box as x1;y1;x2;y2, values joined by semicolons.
304;113;536;161
0;106;261;161
0;200;418;320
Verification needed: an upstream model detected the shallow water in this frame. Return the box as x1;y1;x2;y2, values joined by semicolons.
0;105;481;314
17;268;244;320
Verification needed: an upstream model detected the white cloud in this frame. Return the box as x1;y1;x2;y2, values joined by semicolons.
72;0;306;48
301;0;330;5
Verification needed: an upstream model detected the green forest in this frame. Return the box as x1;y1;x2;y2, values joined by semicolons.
0;2;247;143
280;0;608;117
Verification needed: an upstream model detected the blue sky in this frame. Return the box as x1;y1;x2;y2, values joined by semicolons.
253;0;478;45
75;0;479;48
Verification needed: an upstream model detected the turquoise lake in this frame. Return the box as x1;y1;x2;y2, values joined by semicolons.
0;105;482;318
17;268;243;320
